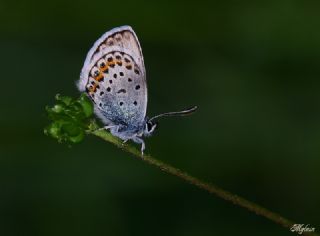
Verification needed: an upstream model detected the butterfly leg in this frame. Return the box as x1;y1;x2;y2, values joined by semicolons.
122;139;129;146
105;125;117;130
95;125;116;132
132;136;145;155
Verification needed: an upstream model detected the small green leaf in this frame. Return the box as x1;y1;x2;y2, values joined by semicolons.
44;122;62;139
78;94;93;118
55;94;72;105
44;93;96;144
68;130;85;143
88;120;100;132
52;104;64;113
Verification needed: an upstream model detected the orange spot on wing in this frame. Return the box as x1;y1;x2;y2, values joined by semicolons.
116;59;122;66
100;64;109;72
88;83;99;93
108;61;115;67
95;73;104;82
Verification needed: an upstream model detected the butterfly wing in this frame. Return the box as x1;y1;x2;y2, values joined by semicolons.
78;26;147;127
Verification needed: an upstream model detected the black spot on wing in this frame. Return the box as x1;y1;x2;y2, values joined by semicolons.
117;89;126;94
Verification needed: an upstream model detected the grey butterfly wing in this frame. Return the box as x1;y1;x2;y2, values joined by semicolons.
78;26;147;127
91;51;146;127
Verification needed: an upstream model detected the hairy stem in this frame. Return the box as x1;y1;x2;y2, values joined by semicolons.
92;129;318;236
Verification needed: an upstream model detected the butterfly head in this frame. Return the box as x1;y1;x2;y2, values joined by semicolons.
143;119;158;137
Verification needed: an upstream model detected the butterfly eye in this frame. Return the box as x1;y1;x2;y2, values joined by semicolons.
147;122;152;131
146;121;158;133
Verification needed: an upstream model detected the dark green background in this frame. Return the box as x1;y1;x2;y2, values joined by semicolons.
1;0;319;235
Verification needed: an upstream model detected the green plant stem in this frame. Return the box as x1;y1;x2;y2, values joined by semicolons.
92;129;318;236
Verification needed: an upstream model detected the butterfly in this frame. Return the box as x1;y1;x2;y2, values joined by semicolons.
78;26;197;154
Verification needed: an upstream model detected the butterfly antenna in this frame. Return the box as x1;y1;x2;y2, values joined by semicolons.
149;106;198;122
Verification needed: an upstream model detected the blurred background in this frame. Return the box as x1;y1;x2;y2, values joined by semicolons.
0;0;319;235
